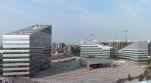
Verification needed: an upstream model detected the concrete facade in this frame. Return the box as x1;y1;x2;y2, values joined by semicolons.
80;58;113;70
2;25;52;77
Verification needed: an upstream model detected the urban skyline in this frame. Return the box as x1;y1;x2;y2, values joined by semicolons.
1;0;151;44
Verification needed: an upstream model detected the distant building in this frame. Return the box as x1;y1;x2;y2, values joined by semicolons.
100;42;133;57
66;45;80;56
52;42;58;53
59;43;65;49
118;41;148;63
0;45;2;50
148;42;151;56
0;49;2;74
3;25;52;77
80;40;114;58
58;43;65;53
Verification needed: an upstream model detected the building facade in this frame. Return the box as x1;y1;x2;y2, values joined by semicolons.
3;25;52;77
80;40;114;58
118;41;148;63
58;43;65;53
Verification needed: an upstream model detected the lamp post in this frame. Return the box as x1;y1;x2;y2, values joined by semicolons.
117;69;119;80
139;62;140;74
105;69;107;83
104;68;107;83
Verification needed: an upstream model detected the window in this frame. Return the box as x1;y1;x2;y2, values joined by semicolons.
3;65;29;68
3;38;29;41
3;57;29;59
3;61;29;64
3;52;29;54
3;43;29;45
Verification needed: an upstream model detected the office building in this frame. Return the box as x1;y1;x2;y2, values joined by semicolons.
3;25;52;77
100;41;133;57
0;48;2;74
118;41;148;63
80;40;114;58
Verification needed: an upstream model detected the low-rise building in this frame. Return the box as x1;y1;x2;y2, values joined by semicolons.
80;40;114;58
118;41;148;63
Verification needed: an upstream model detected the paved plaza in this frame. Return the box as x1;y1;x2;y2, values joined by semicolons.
35;58;145;83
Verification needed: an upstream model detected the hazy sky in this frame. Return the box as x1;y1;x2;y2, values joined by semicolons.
0;0;151;45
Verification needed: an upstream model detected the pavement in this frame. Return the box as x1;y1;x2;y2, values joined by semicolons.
34;59;146;83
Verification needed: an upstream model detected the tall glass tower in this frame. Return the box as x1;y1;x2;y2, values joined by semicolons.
3;25;52;77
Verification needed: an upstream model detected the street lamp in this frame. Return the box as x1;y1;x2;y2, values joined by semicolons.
117;69;119;80
104;68;107;83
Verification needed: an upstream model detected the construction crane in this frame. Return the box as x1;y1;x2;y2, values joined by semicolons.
115;30;129;42
90;33;108;40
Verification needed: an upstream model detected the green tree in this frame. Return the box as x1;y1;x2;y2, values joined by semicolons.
128;74;132;81
146;74;150;81
0;54;2;64
146;74;149;81
139;73;143;82
0;54;2;59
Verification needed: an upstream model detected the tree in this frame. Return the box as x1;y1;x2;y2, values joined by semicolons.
0;54;2;64
146;74;150;81
139;73;143;81
128;74;132;81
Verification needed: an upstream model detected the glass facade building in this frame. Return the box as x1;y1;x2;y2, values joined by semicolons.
80;40;114;58
3;25;52;77
118;41;148;63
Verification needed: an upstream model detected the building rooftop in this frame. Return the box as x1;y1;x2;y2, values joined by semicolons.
121;41;147;49
118;41;148;53
81;39;113;49
6;25;51;35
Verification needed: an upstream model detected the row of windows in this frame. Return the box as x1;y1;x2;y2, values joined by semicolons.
3;52;29;54
121;52;147;54
81;51;110;52
3;61;29;64
3;65;29;68
81;48;102;49
81;46;98;47
81;52;110;54
123;50;147;52
81;50;109;51
3;70;29;73
3;48;29;50
3;48;44;50
3;57;29;59
3;43;29;45
120;54;147;56
134;57;147;59
3;39;29;41
81;49;109;51
81;53;109;55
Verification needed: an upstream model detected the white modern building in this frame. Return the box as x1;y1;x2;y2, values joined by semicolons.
118;41;148;63
3;25;52;77
80;40;114;58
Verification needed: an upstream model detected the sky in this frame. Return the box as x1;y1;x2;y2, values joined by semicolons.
0;0;151;45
